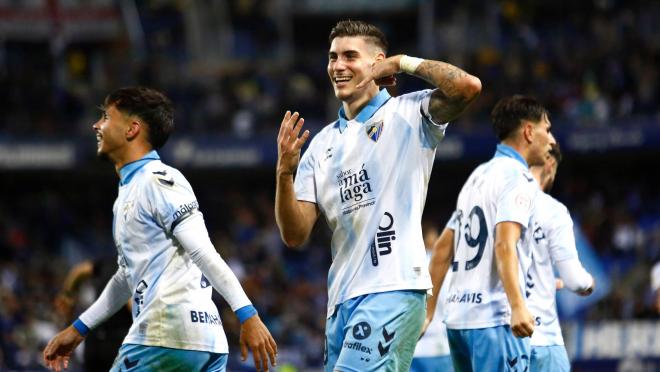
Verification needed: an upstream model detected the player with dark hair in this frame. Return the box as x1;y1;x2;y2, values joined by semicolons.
275;19;481;371
426;95;556;371
43;87;277;372
527;143;594;372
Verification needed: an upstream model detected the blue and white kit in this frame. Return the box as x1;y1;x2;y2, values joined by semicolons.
444;144;538;330
528;191;593;347
295;88;447;318
295;88;447;371
74;151;254;354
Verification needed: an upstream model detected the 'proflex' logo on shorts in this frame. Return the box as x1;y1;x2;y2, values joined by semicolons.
371;212;396;266
343;341;372;355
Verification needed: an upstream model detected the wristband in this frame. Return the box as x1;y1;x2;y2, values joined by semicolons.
235;305;258;324
72;318;90;336
399;55;424;74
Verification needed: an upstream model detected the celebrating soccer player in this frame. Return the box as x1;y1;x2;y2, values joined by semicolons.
426;96;556;371
43;87;277;372
275;19;480;371
527;143;594;371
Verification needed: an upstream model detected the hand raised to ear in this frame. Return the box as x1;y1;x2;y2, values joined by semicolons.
355;55;403;89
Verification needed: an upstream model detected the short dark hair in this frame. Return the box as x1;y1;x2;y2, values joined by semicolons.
491;95;549;141
105;86;174;150
329;20;388;53
549;142;563;164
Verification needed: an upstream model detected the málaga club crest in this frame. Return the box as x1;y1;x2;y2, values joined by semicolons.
366;120;384;142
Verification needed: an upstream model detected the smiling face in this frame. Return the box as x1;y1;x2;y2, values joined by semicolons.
327;36;383;104
92;104;134;161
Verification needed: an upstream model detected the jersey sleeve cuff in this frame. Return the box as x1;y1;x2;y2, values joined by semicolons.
235;305;258;324
72;318;90;336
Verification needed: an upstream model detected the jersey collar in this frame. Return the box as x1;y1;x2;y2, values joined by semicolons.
337;89;391;133
494;143;528;168
119;150;160;185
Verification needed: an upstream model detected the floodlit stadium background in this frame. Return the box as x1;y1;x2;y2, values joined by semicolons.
1;1;658;371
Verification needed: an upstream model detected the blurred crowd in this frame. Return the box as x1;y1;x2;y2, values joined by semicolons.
1;156;659;370
0;0;658;139
1;0;659;370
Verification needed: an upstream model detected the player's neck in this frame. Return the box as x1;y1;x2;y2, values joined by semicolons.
342;86;379;120
500;139;530;165
112;144;153;175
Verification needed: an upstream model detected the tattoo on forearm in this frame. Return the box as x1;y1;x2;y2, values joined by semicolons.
415;60;478;123
416;61;468;98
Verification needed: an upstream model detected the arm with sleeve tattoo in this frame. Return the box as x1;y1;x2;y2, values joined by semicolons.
413;60;482;124
356;55;481;124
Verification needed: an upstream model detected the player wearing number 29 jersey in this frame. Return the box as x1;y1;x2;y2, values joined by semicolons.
425;96;556;372
444;145;538;330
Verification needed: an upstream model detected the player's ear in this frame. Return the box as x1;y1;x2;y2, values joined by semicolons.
522;121;534;144
126;119;142;141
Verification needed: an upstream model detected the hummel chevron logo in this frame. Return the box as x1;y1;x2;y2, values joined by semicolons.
158;178;174;186
124;357;139;369
382;327;395;342
154;170;174;186
377;327;396;356
377;342;390;356
507;356;518;367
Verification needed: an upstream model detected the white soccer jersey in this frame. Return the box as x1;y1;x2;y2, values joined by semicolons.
414;252;452;358
112;151;228;352
444;144;538;329
528;192;579;346
295;89;447;317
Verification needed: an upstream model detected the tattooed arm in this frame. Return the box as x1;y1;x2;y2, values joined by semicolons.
413;59;481;124
357;55;481;124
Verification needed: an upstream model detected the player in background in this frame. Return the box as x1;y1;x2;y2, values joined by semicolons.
43;87;277;372
425;95;556;371
527;143;594;372
275;19;481;372
410;223;454;372
53;259;132;371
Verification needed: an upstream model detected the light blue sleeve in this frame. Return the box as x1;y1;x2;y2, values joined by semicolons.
397;89;448;148
420;90;449;144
